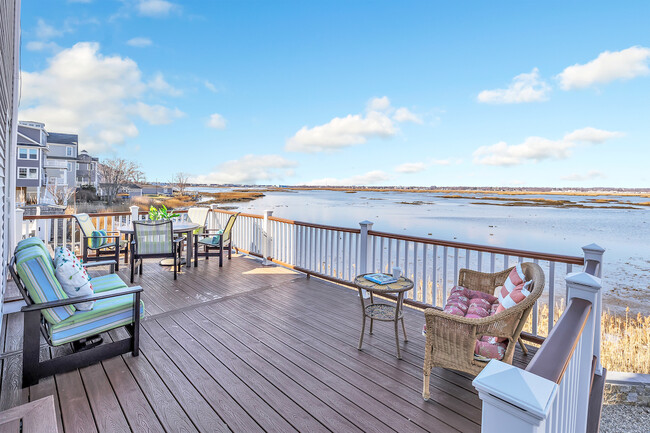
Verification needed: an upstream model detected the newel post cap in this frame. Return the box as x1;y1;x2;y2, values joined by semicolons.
472;360;558;421
582;243;605;254
359;220;374;227
566;271;602;290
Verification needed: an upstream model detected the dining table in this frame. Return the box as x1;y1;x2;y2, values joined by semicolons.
117;221;199;268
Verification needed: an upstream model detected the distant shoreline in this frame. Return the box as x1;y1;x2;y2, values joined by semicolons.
192;185;650;198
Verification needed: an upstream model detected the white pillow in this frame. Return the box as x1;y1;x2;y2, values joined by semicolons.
54;247;95;311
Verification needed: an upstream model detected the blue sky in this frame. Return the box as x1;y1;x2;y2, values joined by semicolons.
18;1;650;187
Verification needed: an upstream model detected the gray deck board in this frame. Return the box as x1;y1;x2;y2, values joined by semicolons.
0;253;537;432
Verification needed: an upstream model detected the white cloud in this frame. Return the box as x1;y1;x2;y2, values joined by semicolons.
127;37;153;47
473;127;623;166
557;46;650;90
148;72;182;96
137;0;177;17
305;170;390;186
286;96;423;153
562;171;606;182
206;113;227;129
395;162;426;173
393;107;423;124
477;68;550;104
26;41;60;52
191;155;297;184
204;80;217;93
19;42;184;152
35;18;64;40
129;102;184;125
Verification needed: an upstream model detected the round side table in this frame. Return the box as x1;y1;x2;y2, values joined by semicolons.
354;274;414;359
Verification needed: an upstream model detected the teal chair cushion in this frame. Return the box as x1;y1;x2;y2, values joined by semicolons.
15;245;75;324
90;230;107;249
49;295;144;346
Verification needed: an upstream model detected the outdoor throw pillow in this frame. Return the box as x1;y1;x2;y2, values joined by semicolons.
495;264;532;314
90;230;105;249
54;247;95;310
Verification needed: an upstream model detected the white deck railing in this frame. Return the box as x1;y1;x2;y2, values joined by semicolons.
210;207;593;340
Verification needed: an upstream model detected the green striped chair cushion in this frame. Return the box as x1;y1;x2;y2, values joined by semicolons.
16;237;51;256
15;245;75;324
90;274;128;293
49;295;144;346
90;230;107;249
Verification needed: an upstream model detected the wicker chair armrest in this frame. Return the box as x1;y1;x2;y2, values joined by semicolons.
457;267;512;295
424;306;524;342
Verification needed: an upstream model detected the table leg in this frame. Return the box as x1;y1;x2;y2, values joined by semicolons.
395;292;405;359
358;289;366;350
186;230;192;268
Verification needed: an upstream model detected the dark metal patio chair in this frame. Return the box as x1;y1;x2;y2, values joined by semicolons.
131;220;183;283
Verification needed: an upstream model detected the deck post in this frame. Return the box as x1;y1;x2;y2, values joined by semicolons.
129;205;139;224
582;243;604;376
472;359;558;433
14;208;24;247
209;204;220;231
262;210;273;265
358;220;373;274
566;271;602;433
359;220;373;297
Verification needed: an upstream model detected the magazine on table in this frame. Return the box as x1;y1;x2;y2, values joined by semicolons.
364;273;398;285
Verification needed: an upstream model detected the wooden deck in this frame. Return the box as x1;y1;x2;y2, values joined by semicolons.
0;254;536;432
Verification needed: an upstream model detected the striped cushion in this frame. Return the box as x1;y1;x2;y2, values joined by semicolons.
15;246;75;324
90;274;128;293
49;295;144;346
90;230;106;249
496;264;532;314
16;237;51;256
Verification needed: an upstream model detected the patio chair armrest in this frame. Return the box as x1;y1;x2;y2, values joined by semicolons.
83;260;117;268
424;307;524;343
21;286;143;312
195;232;222;239
203;228;223;234
83;234;121;241
173;237;184;243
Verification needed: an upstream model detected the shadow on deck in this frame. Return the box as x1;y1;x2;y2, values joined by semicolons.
0;254;536;432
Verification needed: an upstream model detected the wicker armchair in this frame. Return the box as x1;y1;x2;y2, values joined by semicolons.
422;262;545;400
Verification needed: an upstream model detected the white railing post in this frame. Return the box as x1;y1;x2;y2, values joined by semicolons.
582;243;604;376
358;220;373;274
566;271;602;433
473;360;558;433
130;206;139;224
209;204;220;231
14;208;24;248
262;210;273;265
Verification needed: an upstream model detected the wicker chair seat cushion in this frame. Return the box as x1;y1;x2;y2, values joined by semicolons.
442;285;506;361
443;286;499;318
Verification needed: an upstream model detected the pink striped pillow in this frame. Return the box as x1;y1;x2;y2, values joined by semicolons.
495;264;532;314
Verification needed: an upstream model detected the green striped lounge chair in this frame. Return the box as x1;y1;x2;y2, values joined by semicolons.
73;213;127;270
130;220;183;283
194;213;239;268
8;237;143;387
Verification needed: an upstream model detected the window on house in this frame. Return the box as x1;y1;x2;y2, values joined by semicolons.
66;146;73;157
76;162;80;170
18;148;28;159
29;149;38;160
18;168;27;179
28;168;38;179
67;162;73;171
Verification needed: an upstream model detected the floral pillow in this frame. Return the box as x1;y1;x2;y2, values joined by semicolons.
54;247;94;310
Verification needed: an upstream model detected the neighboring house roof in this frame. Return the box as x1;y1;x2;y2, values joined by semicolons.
17;131;44;147
47;132;78;145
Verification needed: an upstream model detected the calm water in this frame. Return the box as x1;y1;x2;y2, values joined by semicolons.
189;187;650;313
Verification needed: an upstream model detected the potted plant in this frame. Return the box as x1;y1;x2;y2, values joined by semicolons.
148;204;180;221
